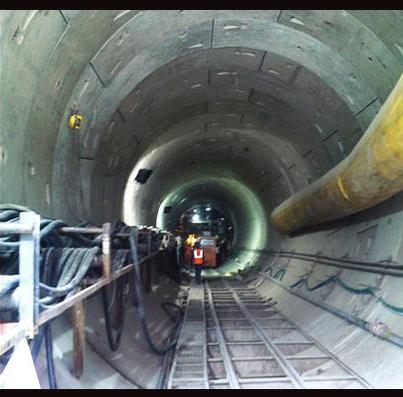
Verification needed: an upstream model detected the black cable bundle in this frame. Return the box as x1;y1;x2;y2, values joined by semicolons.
0;205;101;389
39;247;100;309
100;220;132;352
101;275;129;351
128;227;182;355
1;205;184;386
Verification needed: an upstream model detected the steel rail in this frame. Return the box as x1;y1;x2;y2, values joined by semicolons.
276;310;372;389
205;282;240;388
222;280;306;389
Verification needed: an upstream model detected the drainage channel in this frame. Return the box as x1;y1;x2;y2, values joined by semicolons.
166;279;372;389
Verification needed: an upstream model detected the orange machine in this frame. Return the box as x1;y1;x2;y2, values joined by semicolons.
199;237;216;268
185;236;217;268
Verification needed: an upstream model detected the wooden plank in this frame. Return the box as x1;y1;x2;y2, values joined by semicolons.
72;298;85;379
0;323;29;356
102;223;111;280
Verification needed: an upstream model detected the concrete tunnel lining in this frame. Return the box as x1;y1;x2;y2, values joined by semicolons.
1;9;403;388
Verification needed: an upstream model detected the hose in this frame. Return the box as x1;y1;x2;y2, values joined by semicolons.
101;230;180;354
156;300;185;389
291;274;403;315
45;323;57;389
265;267;286;281
41;246;58;390
128;227;181;355
0;275;19;298
30;326;45;361
100;244;131;352
101;276;128;352
0;206;101;280
39;247;99;303
264;262;403;315
160;302;182;322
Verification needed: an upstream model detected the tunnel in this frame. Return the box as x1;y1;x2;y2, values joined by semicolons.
1;10;403;389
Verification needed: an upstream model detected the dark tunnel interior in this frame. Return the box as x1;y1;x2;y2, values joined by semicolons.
1;10;403;388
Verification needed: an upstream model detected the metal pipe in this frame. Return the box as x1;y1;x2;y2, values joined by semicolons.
59;226;155;237
271;74;403;234
59;226;103;234
0;223;34;235
239;248;403;278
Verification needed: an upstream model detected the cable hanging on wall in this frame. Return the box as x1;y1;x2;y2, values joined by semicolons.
290;274;403;315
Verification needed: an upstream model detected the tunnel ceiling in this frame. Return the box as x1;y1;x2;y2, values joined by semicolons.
1;10;402;231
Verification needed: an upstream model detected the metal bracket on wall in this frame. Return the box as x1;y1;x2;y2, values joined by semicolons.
0;211;40;355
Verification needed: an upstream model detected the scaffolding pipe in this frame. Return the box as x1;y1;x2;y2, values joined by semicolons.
271;74;403;234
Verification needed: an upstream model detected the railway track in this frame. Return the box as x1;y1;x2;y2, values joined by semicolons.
166;279;372;389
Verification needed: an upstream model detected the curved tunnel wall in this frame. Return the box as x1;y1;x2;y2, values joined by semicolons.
1;10;403;387
3;10;402;223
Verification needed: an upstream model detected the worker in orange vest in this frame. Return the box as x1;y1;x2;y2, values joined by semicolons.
193;242;204;284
